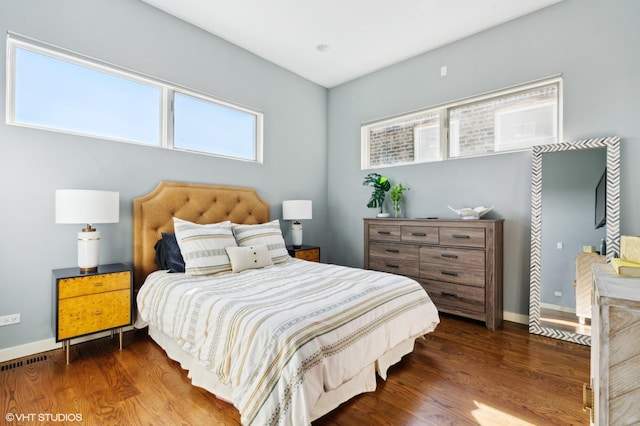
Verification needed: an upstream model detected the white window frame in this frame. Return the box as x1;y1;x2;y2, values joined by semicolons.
361;75;562;170
6;33;264;163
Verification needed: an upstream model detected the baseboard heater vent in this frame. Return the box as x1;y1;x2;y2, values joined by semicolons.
1;354;48;371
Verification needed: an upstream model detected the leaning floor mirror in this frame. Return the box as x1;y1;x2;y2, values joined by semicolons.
529;136;620;345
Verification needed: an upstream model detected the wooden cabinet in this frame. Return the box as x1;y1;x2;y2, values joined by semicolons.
587;264;640;425
364;218;503;330
52;263;132;364
287;245;320;262
575;253;606;324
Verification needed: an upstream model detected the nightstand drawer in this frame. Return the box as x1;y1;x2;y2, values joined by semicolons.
294;247;320;262
439;227;486;248
59;271;131;299
57;289;131;340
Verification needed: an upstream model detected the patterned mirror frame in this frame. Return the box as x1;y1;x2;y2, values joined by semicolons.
529;136;620;345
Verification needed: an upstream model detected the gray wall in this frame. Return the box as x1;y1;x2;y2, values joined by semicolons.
327;0;640;318
0;0;328;349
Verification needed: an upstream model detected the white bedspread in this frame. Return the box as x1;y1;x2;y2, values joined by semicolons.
137;259;439;425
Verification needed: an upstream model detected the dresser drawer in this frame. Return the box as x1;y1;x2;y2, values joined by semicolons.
420;263;485;287
420;280;485;314
369;257;419;277
368;224;401;242
57;289;131;340
439;227;485;248
370;241;419;260
420;246;485;269
58;271;131;299
401;226;439;244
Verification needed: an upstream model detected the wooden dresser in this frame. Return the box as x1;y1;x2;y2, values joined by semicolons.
364;218;503;330
587;264;640;425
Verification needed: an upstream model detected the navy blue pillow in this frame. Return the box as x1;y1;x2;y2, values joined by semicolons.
154;233;185;273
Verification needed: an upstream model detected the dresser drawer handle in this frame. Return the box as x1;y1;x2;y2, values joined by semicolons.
378;231;391;235
93;311;103;316
385;248;400;253
441;253;458;259
385;263;400;268
93;282;103;287
441;291;457;298
452;234;470;239
441;271;458;276
411;232;427;236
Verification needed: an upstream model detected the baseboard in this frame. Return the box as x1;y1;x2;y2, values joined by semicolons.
504;310;528;325
0;326;135;363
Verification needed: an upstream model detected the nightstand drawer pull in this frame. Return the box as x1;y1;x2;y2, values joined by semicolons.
441;291;457;298
441;253;459;259
385;248;400;253
452;234;470;239
378;231;391;235
411;232;427;236
441;270;459;276
385;263;400;268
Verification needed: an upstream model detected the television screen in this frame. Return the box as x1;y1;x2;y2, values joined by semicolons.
595;169;606;229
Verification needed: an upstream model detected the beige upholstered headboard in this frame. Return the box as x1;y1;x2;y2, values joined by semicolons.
133;181;270;290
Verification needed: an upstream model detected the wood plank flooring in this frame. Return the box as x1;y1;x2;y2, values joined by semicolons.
0;315;590;425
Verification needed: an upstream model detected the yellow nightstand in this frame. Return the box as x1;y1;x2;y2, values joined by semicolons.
52;263;132;364
287;245;320;262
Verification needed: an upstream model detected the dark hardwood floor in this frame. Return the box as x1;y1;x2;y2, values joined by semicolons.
1;315;590;425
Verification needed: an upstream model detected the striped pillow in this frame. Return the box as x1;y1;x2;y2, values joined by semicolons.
232;220;290;264
173;217;237;276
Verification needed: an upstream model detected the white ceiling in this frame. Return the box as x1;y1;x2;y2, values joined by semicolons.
142;0;562;88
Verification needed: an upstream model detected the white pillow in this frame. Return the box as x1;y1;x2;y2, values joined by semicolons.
225;245;273;273
172;217;237;276
232;220;290;264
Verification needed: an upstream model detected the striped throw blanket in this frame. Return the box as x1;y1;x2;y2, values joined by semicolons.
137;259;439;425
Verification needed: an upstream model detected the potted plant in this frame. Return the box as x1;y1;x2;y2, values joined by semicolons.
390;183;410;218
362;173;391;217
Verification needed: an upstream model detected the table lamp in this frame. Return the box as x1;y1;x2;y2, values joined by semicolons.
55;189;120;273
282;200;312;248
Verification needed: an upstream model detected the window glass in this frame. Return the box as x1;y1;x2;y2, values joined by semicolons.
361;77;561;169
7;35;263;163
13;47;161;144
173;92;257;160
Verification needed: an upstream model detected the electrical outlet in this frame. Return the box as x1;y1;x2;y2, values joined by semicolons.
554;291;562;297
0;313;21;326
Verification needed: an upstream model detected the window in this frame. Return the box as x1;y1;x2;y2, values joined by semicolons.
6;33;263;163
361;76;562;169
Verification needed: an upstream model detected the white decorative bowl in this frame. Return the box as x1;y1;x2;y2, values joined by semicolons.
447;205;494;220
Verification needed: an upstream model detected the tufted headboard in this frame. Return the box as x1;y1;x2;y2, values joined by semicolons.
132;181;270;290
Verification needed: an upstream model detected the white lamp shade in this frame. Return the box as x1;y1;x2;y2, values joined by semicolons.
56;190;119;224
282;200;312;221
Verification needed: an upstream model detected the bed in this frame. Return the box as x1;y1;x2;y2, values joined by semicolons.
133;181;440;425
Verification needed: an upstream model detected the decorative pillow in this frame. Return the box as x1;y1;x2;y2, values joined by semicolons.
232;220;290;264
173;217;237;276
161;233;185;273
225;245;273;273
